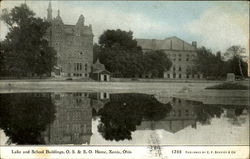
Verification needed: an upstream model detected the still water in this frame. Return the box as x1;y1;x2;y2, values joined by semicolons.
0;92;249;145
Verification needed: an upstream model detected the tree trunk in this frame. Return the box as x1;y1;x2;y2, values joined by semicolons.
238;58;244;78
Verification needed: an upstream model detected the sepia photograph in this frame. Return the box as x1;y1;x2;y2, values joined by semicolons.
0;0;249;159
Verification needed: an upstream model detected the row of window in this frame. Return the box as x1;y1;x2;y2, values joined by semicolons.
172;58;190;62
167;109;192;117
172;66;192;72
167;53;195;57
72;73;88;77
167;53;195;62
65;124;89;133
166;74;201;79
74;63;88;71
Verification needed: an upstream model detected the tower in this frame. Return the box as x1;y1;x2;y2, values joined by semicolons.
47;1;52;21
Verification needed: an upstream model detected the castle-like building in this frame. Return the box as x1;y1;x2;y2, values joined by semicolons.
45;2;93;77
136;37;203;79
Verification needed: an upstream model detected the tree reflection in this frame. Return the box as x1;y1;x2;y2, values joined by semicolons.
97;93;172;141
194;104;224;125
0;93;56;144
194;104;247;125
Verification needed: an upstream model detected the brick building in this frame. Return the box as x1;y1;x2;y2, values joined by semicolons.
45;2;93;77
136;36;203;79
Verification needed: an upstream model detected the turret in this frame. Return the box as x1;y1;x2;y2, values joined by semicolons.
54;9;63;24
76;14;85;26
47;1;52;21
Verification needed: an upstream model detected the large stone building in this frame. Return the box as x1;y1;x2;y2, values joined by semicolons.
45;2;93;77
136;36;203;79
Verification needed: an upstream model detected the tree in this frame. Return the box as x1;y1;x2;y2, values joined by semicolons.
97;29;144;77
227;56;248;77
194;47;227;78
0;4;56;77
0;93;56;144
143;50;172;78
225;45;247;77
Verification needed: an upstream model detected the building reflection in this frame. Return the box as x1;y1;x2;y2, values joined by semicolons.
1;92;247;145
43;92;110;144
137;97;248;133
97;93;172;141
137;98;198;133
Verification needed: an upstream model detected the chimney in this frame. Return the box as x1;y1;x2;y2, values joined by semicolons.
192;41;197;48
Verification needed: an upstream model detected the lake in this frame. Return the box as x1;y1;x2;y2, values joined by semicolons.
0;92;248;145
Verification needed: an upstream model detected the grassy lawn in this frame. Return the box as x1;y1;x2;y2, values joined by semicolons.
205;82;249;90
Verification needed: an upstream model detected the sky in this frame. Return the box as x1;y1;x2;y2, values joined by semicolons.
0;1;249;55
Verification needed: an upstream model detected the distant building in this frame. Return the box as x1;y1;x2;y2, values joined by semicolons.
45;2;93;77
136;36;203;79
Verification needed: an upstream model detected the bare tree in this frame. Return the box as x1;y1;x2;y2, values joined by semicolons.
225;45;246;78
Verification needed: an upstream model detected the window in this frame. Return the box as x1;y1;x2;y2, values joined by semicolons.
179;74;182;78
79;63;82;70
185;110;189;116
178;110;181;117
179;66;181;71
85;64;88;71
74;64;77;71
167;74;170;78
172;110;176;116
186;58;189;61
173;73;176;78
179;58;181;61
173;66;176;71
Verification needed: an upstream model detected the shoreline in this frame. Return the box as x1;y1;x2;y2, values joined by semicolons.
0;81;249;105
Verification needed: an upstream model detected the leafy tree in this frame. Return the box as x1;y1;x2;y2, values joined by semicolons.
143;50;172;78
225;45;247;77
97;29;144;77
0;93;56;144
194;47;228;78
0;4;56;77
97;29;172;78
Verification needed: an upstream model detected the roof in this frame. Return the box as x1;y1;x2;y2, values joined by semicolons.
92;70;110;74
136;36;196;51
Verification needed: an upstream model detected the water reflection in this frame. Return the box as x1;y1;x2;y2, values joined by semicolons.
0;92;248;145
97;93;172;141
0;93;55;144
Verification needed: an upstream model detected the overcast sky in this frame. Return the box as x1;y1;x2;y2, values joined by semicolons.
0;1;249;54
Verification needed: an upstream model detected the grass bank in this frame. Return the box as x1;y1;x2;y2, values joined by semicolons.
205;82;249;90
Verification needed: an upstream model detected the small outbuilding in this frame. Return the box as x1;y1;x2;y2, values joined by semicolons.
91;70;110;82
90;59;111;81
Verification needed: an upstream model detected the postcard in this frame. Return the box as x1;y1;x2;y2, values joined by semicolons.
0;0;249;159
